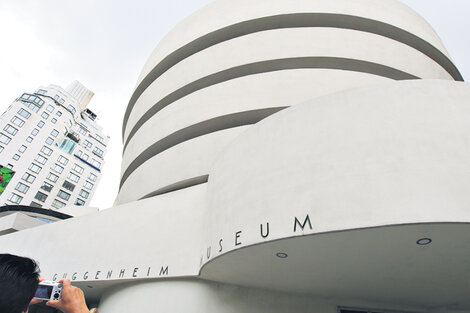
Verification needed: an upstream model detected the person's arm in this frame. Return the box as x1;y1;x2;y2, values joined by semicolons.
46;279;90;313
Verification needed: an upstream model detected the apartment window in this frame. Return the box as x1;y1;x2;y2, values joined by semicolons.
82;154;89;161
88;172;97;182
0;146;3;153
51;129;59;137
45;137;54;145
62;180;75;192
0;133;11;144
34;154;48;165
51;118;57;124
8;193;23;204
57;156;68;165
37;120;45;128
59;99;65;104
46;105;54;112
72;164;84;174
30;201;42;208
37;89;47;95
26;136;33;143
54;95;59;100
6;163;13;169
22;101;40;112
90;159;101;169
52;199;66;209
67;105;76;114
11;116;25;127
75;198;85;206
40;181;53;192
56;111;62;116
28;163;42;174
46;172;59;182
84;140;92;148
93;147;104;157
18;145;27;153
95;134;104;143
79;189;89;199
59;139;75;154
51;163;64;174
76;150;83;157
15;182;29;194
57;190;71;201
78;126;87;135
41;145;53;156
34;191;48;202
67;172;80;183
41;112;49;119
31;128;39;136
22;173;36;183
4;124;18;136
83;181;93;190
12;154;20;161
18;108;31;119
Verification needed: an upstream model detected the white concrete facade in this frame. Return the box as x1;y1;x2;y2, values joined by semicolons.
1;1;470;313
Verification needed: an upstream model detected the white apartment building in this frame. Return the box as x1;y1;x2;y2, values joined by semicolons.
0;81;108;211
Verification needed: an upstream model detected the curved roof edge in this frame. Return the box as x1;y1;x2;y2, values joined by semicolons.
0;205;73;221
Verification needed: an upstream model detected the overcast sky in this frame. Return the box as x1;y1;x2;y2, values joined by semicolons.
0;0;468;210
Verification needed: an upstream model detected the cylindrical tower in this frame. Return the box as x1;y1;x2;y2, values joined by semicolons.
117;0;462;204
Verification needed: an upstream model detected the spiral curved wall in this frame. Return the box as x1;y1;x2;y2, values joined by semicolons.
117;0;462;204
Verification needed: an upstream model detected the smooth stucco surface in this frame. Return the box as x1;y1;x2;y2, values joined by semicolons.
118;0;460;204
1;1;469;312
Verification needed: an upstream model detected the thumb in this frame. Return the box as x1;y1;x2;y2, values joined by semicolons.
30;299;44;305
46;300;61;308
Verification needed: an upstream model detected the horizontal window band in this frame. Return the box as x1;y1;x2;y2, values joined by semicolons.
120;107;287;189
122;12;463;138
138;175;209;200
123;57;419;150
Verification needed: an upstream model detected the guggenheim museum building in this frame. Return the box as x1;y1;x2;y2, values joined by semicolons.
2;0;470;312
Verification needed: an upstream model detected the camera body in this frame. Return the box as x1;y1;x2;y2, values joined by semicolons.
33;281;63;301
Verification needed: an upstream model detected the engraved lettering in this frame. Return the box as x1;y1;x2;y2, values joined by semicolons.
159;266;168;276
260;222;270;238
294;214;312;232
235;231;242;246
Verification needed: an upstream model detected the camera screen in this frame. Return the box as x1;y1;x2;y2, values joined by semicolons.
34;285;53;299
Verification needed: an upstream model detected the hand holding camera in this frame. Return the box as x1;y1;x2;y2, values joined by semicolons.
34;279;90;313
33;281;63;301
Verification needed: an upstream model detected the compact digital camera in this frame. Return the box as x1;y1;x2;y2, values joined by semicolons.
33;281;63;301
